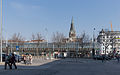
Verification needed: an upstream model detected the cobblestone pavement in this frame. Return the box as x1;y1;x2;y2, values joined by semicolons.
0;58;120;75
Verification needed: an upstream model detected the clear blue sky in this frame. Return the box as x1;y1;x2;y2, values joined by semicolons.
1;0;120;41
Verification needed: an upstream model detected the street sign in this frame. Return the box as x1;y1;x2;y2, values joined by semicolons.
16;46;19;51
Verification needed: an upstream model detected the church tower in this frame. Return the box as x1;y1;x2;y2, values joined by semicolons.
69;17;76;39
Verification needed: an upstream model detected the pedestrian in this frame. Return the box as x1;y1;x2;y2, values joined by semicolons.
26;55;29;64
29;54;32;64
4;54;12;70
102;55;105;63
23;55;26;64
10;53;17;69
116;54;119;63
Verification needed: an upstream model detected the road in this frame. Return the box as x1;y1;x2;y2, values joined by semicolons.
0;58;120;75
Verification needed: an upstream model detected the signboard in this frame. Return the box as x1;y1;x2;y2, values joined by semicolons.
16;46;19;51
115;38;120;39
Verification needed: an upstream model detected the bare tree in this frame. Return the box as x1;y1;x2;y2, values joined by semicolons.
9;33;25;46
30;33;43;43
36;33;43;42
79;32;90;57
51;31;66;43
8;33;25;53
31;33;43;56
80;32;90;43
79;32;90;47
31;33;36;41
10;33;25;42
102;37;116;56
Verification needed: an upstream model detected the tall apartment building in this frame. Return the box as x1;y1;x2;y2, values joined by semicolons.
97;29;120;55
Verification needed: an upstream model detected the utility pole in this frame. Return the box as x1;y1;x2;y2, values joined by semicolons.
0;0;3;62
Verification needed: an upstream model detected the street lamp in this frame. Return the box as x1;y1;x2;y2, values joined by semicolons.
0;0;3;62
76;36;79;57
92;28;95;58
45;28;51;59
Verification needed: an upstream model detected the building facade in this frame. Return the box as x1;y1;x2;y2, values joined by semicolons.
97;29;120;55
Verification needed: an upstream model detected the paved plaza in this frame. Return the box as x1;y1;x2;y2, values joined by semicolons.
0;58;120;75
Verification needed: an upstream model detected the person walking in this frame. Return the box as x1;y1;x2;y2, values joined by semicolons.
4;54;12;70
23;55;26;64
10;53;17;69
29;54;32;64
26;55;29;64
116;54;119;63
102;55;105;63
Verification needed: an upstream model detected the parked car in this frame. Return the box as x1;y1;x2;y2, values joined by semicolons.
9;53;22;62
2;53;6;61
93;55;103;60
15;54;22;62
93;55;112;60
105;55;112;60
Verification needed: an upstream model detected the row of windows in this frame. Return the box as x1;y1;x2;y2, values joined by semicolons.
103;50;120;53
102;36;120;39
103;50;111;53
101;39;120;42
102;47;112;50
102;43;120;47
102;47;120;49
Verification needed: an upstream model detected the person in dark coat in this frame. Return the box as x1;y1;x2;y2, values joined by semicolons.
4;54;12;70
116;54;120;63
102;55;105;63
10;53;17;69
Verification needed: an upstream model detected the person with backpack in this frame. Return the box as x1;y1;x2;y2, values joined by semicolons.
4;54;12;70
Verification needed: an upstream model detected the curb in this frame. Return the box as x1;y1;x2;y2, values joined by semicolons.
0;62;4;65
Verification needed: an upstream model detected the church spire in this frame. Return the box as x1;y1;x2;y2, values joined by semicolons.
69;17;76;38
70;16;75;32
70;17;75;31
72;16;74;24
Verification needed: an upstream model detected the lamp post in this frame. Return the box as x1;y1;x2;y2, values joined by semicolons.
92;28;95;58
45;28;51;59
52;43;54;58
76;36;79;58
0;0;3;62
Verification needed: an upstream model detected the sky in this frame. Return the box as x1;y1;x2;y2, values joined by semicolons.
1;0;120;42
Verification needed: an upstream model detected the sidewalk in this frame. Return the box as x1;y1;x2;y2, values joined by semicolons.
0;58;58;70
0;62;4;65
18;58;58;66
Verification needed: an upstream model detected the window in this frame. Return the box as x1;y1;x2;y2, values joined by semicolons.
107;51;108;53
103;40;105;42
110;40;112;42
103;50;104;53
110;51;111;53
